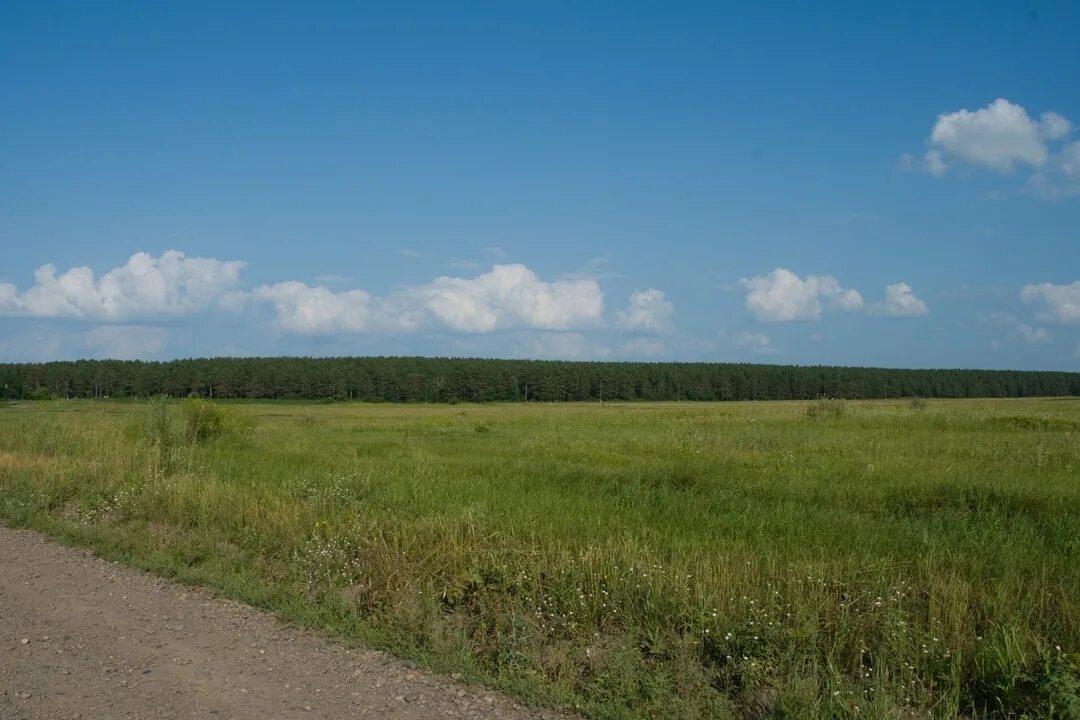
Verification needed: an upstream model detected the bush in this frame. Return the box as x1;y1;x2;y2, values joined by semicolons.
180;397;252;443
805;396;848;418
909;396;928;410
28;386;57;401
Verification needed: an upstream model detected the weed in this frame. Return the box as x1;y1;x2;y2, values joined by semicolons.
805;396;848;418
180;397;252;443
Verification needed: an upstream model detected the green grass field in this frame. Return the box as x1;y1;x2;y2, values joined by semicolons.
2;398;1079;718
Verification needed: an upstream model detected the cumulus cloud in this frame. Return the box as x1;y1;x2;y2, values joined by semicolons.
615;289;674;333
251;283;417;334
906;99;1080;194
1040;112;1073;140
870;283;930;317
740;268;928;322
0;251;245;320
0;283;18;312
1020;281;1080;324
248;264;604;335
928;98;1065;172
416;265;603;332
739;268;864;322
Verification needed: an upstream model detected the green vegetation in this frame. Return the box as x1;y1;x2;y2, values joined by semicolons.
2;398;1079;718
179;396;252;443
804;396;849;418
27;385;57;401
3;356;1080;402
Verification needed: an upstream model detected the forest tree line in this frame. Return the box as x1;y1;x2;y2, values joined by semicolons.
2;357;1079;402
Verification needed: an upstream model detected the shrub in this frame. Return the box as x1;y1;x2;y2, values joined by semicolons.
180;397;252;443
805;396;848;418
28;386;57;401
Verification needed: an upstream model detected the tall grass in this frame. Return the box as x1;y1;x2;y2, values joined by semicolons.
1;398;1078;718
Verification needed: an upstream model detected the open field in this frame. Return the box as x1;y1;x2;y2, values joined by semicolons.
1;398;1079;718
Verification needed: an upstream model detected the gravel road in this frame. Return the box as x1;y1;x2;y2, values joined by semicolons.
0;525;569;720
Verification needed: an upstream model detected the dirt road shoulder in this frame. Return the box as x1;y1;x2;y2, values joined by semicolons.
0;524;568;720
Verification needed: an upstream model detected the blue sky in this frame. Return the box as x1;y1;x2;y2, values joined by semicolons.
1;1;1078;369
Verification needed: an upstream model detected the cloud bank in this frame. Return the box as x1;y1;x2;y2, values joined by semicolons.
0;251;245;320
739;268;927;322
247;264;605;335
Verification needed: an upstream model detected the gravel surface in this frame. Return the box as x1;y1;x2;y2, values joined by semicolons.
0;525;571;720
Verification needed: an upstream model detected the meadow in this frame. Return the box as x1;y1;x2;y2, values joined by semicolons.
1;397;1078;719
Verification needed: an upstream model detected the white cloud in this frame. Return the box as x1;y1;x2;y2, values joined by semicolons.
615;289;674;333
0;251;245;321
249;264;604;335
739;268;864;322
735;331;779;355
871;282;930;317
909;99;1080;193
740;268;928;322
0;283;18;312
927;98;1063;172
251;282;415;334
1040;112;1073;140
1020;281;1080;324
83;325;167;359
417;264;603;332
1016;324;1052;345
